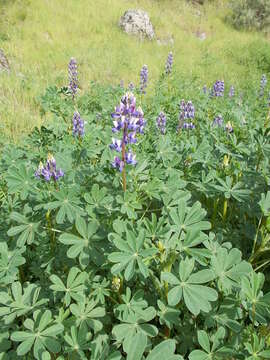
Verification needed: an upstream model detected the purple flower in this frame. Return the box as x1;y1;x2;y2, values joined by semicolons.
140;65;148;94
178;100;195;130
203;85;207;94
182;122;195;130
212;80;224;97
212;115;224;127
165;52;173;75
112;156;124;172
125;150;137;165
156;111;167;134
68;57;78;100
127;132;137;144
128;82;135;91
72;111;85;137
35;154;64;182
110;92;145;172
110;138;122;152
229;86;235;97
225;121;233;133
260;74;267;97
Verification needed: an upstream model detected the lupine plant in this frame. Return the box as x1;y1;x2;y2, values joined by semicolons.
140;64;148;94
110;92;145;191
212;80;225;97
156;111;167;134
1;55;270;360
165;51;173;75
178;100;195;130
68;57;78;101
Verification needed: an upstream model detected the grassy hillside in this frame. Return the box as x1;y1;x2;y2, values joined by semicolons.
0;0;270;141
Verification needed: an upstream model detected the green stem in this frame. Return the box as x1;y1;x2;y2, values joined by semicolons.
250;216;262;261
252;301;256;330
46;210;56;253
223;198;228;222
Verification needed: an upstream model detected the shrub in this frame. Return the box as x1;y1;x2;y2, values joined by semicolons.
230;0;270;30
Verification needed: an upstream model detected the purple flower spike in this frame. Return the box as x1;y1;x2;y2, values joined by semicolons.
165;52;173;75
260;74;267;97
35;154;64;182
156;111;167;134
203;85;207;94
68;57;78;100
212;115;224;127
178;100;195;130
212;80;225;97
229;86;235;97
140;65;148;94
72;111;85;137
112;156;125;172
110;92;146;174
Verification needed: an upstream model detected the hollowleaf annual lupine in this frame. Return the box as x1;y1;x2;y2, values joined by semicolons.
68;57;78;101
260;74;267;97
212;80;225;97
156;111;167;134
35;153;64;182
212;115;224;127
165;52;173;75
178;99;195;130
110;92;146;191
140;64;148;94
72;111;85;138
229;85;235;97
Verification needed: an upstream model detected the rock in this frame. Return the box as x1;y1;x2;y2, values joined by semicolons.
0;49;10;73
119;9;155;40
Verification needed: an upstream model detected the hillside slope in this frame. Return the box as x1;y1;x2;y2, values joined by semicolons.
0;0;269;140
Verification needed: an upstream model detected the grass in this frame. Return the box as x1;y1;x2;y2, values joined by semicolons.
0;0;269;141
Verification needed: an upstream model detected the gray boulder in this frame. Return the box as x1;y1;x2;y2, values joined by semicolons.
119;9;155;40
0;49;10;73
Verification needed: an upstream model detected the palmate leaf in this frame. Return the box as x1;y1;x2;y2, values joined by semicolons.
63;325;91;359
212;176;251;202
7;212;40;247
0;282;48;325
157;300;180;329
50;267;87;306
11;309;64;360
116;287;148;318
84;183;114;218
59;217;102;268
113;307;158;356
116;192;142;220
189;327;231;360
146;340;184;360
241;272;270;324
5;164;36;200
211;247;252;293
45;187;85;224
0;242;25;285
169;200;211;235
161;258;217;315
70;297;105;333
108;229;157;281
